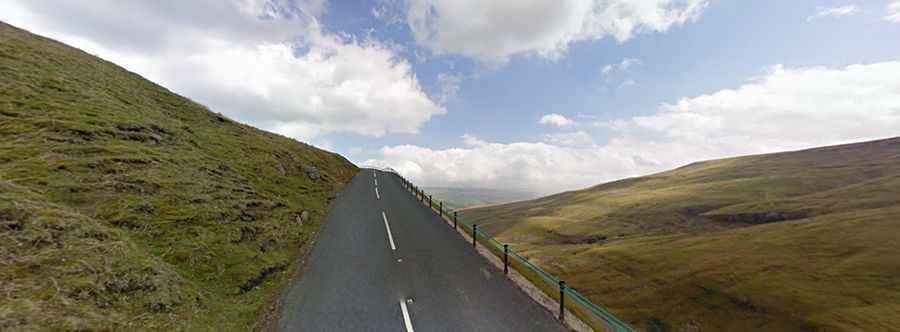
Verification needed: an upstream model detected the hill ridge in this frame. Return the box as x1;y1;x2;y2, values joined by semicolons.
463;135;900;331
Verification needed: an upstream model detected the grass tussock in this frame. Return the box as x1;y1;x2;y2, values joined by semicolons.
0;22;357;331
464;137;900;331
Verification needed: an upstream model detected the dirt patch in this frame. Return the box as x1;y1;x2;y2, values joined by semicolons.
240;263;288;294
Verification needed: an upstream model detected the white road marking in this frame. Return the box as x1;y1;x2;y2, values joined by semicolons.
382;211;396;250
374;171;377;178
375;178;378;186
400;300;414;332
375;187;381;200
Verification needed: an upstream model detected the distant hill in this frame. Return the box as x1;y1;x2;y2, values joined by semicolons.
463;137;900;331
0;22;357;331
422;187;538;210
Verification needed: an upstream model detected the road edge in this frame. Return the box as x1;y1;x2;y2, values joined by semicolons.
432;205;592;332
254;175;357;332
397;175;593;332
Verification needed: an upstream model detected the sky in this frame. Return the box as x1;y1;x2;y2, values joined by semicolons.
2;0;900;194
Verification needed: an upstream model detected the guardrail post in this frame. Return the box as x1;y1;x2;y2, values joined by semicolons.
472;224;477;248
439;201;443;216
429;195;432;208
453;211;458;229
559;280;566;320
503;244;509;274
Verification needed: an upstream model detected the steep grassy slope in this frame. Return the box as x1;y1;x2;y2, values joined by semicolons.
0;22;357;331
463;137;900;331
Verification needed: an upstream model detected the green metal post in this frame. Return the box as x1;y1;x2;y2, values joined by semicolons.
504;244;509;274
559;281;566;320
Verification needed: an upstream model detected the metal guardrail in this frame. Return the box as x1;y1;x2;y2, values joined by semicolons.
390;172;634;332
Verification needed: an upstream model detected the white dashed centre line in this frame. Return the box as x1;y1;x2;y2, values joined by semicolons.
400;300;415;332
375;178;378;186
382;211;396;250
375;187;380;200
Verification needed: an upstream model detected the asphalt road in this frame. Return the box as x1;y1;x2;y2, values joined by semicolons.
277;169;568;332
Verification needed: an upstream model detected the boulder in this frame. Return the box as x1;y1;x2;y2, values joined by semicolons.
297;210;310;225
303;165;320;181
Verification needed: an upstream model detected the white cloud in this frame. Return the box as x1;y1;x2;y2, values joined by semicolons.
0;0;444;140
347;147;364;156
636;63;900;145
404;0;709;62
601;58;641;89
601;64;615;75
618;79;637;88
539;113;575;127
372;0;405;26
592;119;630;130
807;5;860;22
436;72;463;104
543;131;594;147
368;61;900;194
601;57;642;76
886;1;900;22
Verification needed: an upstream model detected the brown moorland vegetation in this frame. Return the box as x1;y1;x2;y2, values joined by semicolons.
464;137;900;331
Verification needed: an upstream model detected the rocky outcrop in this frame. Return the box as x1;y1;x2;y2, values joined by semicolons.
303;165;320;181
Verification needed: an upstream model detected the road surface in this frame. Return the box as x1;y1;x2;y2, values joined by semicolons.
277;169;568;331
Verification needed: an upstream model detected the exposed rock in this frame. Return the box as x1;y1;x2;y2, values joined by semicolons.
276;162;286;176
297;210;310;225
303;165;320;181
678;321;701;332
214;112;229;123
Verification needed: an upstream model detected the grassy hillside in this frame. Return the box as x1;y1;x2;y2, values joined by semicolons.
422;187;538;210
463;137;900;331
0;22;357;331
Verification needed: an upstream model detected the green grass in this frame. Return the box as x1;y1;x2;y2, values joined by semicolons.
464;137;900;331
0;22;357;331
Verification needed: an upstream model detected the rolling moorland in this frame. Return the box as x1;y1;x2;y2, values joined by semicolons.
0;22;357;331
463;137;900;331
422;187;538;210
